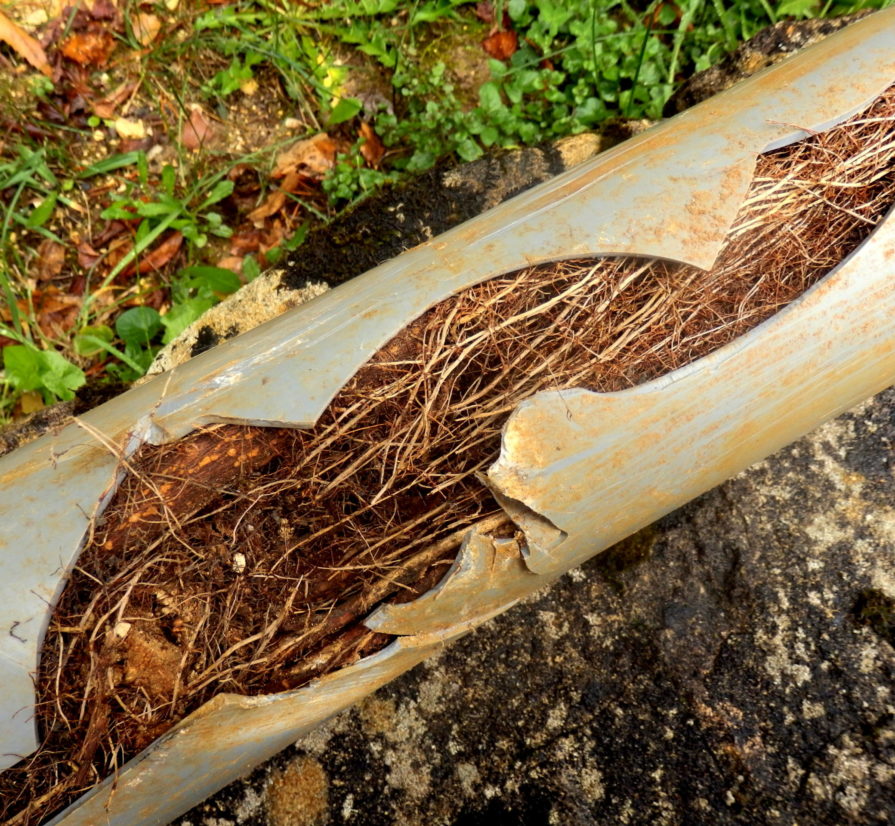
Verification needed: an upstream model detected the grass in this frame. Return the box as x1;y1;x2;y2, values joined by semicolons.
0;0;891;422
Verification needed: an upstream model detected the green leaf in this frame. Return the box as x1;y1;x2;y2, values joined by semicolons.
134;200;180;218
137;151;149;185
161;165;176;196
242;255;261;282
507;0;526;20
478;82;504;115
179;265;242;295
179;224;208;247
456;138;483;162
38;351;86;400
199;180;235;209
26;193;57;229
78;151;143;178
116;306;162;347
284;223;308;251
328;97;363;126
101;201;138;220
775;0;818;17
134;217;152;245
2;345;85;401
73;324;114;357
161;297;216;344
3;345;43;392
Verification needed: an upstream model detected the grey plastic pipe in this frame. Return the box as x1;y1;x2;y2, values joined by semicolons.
0;10;894;824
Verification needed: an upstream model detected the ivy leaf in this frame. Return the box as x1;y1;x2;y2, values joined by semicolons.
116;306;162;348
38;351;86;400
161;297;216;344
328;97;363;126
3;345;85;401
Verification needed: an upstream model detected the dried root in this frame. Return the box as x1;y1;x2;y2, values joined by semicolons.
4;86;895;825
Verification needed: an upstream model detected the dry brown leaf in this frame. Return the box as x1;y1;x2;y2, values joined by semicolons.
0;9;51;75
273;133;338;179
102;234;133;273
76;240;102;269
474;1;495;22
359;121;385;168
61;30;116;66
182;105;216;151
89;0;118;21
228;229;263;255
482;28;517;60
92;80;137;119
34;239;66;281
247;178;294;225
132;12;160;46
122;232;183;277
18;391;44;416
216;255;245;274
255;220;287;256
27;285;82;338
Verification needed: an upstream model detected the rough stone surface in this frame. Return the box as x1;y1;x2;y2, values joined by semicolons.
174;391;895;825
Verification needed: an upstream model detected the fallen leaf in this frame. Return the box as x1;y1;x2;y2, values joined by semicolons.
34;240;66;281
28;285;82;338
229;220;288;258
181;105;216;151
482;28;517;60
475;1;494;23
228;233;260;255
132;12;160;46
0;9;51;75
273;133;338;179
102;234;134;274
247;174;296;225
113;117;147;139
257;221;288;257
122;232;183;277
89;0;118;21
92;219;131;247
359;122;385;168
19;391;44;415
92;80;137;119
61;30;116;66
118;136;153;153
216;255;245;274
77;240;102;269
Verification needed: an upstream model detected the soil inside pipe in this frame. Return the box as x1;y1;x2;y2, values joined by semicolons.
3;85;895;826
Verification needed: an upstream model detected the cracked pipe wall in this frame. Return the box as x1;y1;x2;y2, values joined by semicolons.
4;21;894;767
